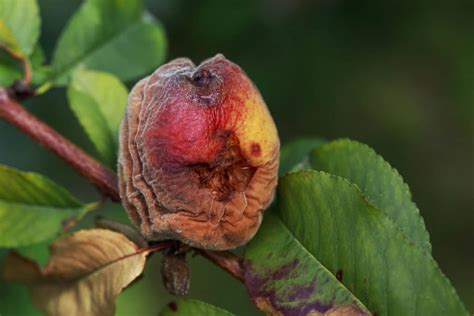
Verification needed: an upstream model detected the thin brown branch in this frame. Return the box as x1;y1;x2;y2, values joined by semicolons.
196;249;245;281
0;89;120;201
22;59;32;86
144;241;176;255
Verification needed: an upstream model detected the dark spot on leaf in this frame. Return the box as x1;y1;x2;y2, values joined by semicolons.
62;217;78;231
168;301;177;312
251;143;261;157
336;269;343;282
244;260;333;315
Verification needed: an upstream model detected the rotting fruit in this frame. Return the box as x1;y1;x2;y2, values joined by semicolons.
118;54;279;250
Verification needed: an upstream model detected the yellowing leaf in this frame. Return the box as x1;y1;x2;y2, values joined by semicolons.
0;19;18;51
3;228;148;316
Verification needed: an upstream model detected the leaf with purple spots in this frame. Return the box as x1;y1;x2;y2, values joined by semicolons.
278;170;468;315
243;213;369;315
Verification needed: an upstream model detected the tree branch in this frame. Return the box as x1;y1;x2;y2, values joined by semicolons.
196;249;244;281
0;88;120;200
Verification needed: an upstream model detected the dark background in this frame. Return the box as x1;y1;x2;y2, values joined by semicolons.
0;0;472;314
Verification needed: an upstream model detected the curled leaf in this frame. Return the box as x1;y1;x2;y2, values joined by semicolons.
2;228;148;316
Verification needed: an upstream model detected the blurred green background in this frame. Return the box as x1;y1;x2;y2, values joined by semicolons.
1;0;473;315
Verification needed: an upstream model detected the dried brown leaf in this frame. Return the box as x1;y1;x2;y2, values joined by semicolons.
3;228;148;316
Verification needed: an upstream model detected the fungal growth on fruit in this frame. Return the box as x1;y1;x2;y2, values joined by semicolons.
118;54;279;250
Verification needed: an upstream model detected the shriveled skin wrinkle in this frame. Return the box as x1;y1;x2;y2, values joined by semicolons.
118;54;280;250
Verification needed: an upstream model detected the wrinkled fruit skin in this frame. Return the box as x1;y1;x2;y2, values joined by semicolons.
118;54;279;250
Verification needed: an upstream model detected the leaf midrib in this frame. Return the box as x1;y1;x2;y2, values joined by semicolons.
50;245;146;284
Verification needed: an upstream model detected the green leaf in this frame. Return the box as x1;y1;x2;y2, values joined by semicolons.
279;138;325;176
67;68;128;168
29;46;51;85
160;299;235;316
279;170;468;315
309;139;431;251
0;0;40;57
0;165;92;247
0;49;21;86
50;0;167;85
244;213;370;315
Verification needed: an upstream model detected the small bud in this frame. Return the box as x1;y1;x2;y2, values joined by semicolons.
161;252;190;296
118;54;279;250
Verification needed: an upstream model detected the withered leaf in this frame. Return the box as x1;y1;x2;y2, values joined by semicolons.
2;228;148;316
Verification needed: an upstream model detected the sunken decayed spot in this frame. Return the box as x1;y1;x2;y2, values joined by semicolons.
118;54;280;250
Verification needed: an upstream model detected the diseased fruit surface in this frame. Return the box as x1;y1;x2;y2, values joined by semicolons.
118;54;279;250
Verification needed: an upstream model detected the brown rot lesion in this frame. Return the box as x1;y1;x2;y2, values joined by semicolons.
191;68;213;87
187;66;224;106
118;54;279;250
190;130;257;202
